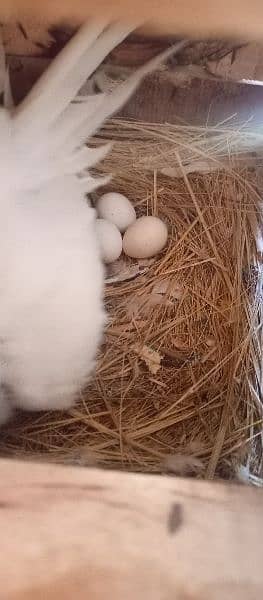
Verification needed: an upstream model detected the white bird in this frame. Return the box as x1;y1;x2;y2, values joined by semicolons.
0;20;185;423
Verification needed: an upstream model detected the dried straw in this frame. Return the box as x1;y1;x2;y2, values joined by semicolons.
1;118;263;481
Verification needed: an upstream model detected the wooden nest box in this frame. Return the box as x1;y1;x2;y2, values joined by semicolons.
0;3;263;599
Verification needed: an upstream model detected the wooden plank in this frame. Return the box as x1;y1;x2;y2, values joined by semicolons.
2;0;263;41
118;73;263;125
8;55;263;126
4;22;263;88
5;21;263;87
0;458;262;599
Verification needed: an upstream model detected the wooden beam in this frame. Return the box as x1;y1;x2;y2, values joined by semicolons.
2;0;263;41
0;458;262;599
8;55;263;126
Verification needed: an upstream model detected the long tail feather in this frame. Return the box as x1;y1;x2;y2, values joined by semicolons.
14;20;135;138
42;38;188;161
10;22;187;191
60;39;188;153
15;20;106;115
47;93;106;153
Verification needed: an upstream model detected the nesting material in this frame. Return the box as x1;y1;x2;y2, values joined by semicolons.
1;119;263;482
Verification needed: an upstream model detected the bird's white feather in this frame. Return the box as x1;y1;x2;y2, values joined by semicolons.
0;21;185;419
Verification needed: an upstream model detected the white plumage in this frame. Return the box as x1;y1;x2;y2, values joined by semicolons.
0;20;183;422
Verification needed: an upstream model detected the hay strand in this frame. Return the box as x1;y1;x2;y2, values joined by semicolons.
0;118;262;482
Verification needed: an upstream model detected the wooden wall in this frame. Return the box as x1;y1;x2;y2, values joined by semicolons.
1;0;263;41
0;459;262;599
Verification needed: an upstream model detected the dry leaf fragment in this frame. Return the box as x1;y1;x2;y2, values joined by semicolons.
126;279;183;318
152;278;183;300
105;257;149;284
134;344;163;375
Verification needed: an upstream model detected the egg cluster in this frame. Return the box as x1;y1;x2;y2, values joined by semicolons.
95;192;168;264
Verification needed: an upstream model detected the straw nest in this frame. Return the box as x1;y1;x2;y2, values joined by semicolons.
1;118;263;482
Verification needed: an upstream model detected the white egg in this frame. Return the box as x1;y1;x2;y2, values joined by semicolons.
123;216;168;259
96;192;136;233
96;218;122;264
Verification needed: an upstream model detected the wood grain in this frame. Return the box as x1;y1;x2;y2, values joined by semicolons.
0;458;262;599
8;55;263;127
1;0;263;41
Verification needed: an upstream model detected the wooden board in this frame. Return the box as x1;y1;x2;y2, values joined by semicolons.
0;458;262;599
4;22;263;85
8;54;263;126
2;0;263;41
4;21;263;127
